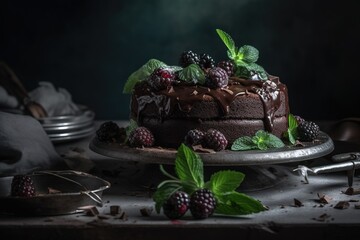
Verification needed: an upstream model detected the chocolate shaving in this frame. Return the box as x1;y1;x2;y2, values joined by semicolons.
293;198;303;207
221;88;234;95
312;213;331;222
317;193;332;204
140;207;153;217
79;205;99;216
168;86;175;93
48;187;62;194
190;90;198;96
110;205;121;215
342;187;360;195
334;201;350;209
192;145;216;153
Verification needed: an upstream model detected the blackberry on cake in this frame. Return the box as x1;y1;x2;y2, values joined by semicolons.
179;50;200;67
162;191;190;219
128;126;155;147
11;175;36;197
184;129;205;146
298;121;320;141
205;67;229;89
217;60;235;77
96;121;126;143
148;67;175;91
199;53;215;70
203;129;228;151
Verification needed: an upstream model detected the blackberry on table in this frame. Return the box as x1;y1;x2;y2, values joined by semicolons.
148;68;175;91
199;53;215;70
189;189;216;219
184;129;205;146
163;191;190;219
96;121;125;143
205;67;229;89
179;50;200;67
11;175;35;197
298;121;320;141
128;127;155;147
203;129;228;151
217;60;235;77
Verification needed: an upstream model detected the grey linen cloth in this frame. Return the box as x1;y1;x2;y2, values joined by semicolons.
0;111;67;176
29;82;80;117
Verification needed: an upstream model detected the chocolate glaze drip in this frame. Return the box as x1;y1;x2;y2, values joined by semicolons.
132;76;288;132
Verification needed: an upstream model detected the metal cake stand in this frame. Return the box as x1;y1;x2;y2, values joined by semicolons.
89;132;334;166
89;132;334;191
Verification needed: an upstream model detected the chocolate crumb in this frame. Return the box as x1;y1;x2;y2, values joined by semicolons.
110;205;121;215
140;207;153;217
354;204;360;209
312;213;331;222
334;201;350;209
119;211;128;221
190;90;198;95
343;187;360;195
317;193;332;204
293;198;303;207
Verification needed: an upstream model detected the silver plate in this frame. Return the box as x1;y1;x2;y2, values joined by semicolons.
89;132;334;166
0;171;110;216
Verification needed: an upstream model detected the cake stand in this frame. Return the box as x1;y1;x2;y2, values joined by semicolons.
89;132;334;191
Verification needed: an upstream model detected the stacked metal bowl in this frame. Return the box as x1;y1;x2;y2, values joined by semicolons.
38;106;95;143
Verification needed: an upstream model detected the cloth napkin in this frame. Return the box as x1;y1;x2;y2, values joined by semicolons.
0;111;67;177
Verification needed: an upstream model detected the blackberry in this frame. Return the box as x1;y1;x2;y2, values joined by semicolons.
199;53;215;70
128;127;155;147
184;129;205;146
11;175;35;197
203;129;228;151
217;60;235;77
298;121;320;141
190;189;216;219
163;191;190;219
148;68;175;91
205;67;229;89
179;50;200;67
96;121;125;143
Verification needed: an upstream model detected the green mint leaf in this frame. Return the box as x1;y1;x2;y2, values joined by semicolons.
215;191;266;215
123;59;167;94
178;64;206;85
175;144;204;189
234;63;268;80
283;114;298;144
266;133;286;148
216;29;237;59
237;45;259;63
231;136;258;151
124;119;138;143
153;181;182;213
206;170;245;195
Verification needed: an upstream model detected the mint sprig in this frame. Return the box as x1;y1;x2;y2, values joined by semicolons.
178;64;206;85
231;130;285;151
216;29;268;80
153;144;266;216
123;59;167;94
283;114;298;144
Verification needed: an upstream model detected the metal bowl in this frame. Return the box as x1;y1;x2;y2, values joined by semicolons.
0;171;110;216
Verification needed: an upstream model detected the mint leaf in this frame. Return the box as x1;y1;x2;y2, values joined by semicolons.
124;119;138;143
175;144;204;189
216;29;237;59
123;59;167;94
234;63;268;80
283;114;298;144
237;45;259;63
153;181;182;213
206;170;245;195
266;133;286;148
178;64;206;85
215;191;266;215
231;136;258;151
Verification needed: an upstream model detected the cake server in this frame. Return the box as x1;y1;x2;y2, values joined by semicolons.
293;152;360;186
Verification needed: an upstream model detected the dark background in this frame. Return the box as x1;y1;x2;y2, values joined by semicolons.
1;0;359;121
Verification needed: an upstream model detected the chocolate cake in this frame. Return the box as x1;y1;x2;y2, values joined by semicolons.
123;29;292;149
130;75;289;148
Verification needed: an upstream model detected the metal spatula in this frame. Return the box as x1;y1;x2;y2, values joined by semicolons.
0;62;47;119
